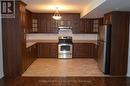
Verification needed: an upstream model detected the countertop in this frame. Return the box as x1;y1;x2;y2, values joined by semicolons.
26;40;97;48
26;34;98;48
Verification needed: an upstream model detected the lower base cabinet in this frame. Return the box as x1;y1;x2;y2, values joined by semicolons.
37;43;97;58
23;44;37;72
73;43;97;58
37;43;58;58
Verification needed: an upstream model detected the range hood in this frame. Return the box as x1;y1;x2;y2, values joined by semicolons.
58;27;73;37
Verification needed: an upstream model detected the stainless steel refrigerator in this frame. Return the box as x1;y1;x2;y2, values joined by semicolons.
97;24;111;74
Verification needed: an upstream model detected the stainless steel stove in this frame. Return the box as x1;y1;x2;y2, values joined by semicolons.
58;36;73;59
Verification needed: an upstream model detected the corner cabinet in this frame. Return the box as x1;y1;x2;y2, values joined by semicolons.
23;44;37;72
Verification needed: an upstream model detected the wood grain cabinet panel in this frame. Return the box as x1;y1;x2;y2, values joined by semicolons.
103;13;112;24
37;43;96;58
38;43;58;58
25;10;32;33
50;44;58;57
38;43;50;57
73;43;96;58
2;1;38;78
79;18;103;33
29;13;103;33
23;44;37;72
2;1;27;78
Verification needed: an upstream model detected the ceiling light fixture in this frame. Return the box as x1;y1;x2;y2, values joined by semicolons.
52;7;62;20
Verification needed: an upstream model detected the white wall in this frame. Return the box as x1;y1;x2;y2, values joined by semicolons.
0;2;4;79
127;18;130;76
0;18;3;79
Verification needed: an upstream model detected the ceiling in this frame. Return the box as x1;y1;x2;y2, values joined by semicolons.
84;0;130;18
22;0;130;18
22;0;92;13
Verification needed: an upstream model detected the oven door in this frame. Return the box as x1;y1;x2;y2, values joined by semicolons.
58;44;72;53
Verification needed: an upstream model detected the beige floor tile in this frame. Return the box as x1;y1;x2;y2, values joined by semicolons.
22;58;104;77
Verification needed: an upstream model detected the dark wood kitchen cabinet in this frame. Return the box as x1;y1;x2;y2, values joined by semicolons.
80;18;103;33
23;44;37;72
31;44;38;59
37;43;97;58
103;11;129;75
31;13;80;33
2;1;28;78
103;13;112;24
30;13;103;33
25;10;32;33
37;43;58;58
73;43;96;58
31;13;40;33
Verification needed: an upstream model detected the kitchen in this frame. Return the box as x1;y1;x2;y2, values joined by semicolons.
0;0;130;85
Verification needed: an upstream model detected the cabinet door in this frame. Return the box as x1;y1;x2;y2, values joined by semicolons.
38;43;50;57
49;44;58;57
23;46;31;71
31;44;38;60
79;18;103;33
85;19;93;33
31;14;40;33
103;13;112;24
73;43;95;58
23;44;37;71
38;43;58;58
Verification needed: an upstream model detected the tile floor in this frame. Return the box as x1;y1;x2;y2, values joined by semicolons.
22;58;104;77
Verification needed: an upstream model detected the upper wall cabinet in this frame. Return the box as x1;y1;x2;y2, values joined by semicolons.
103;12;112;24
30;13;39;33
25;10;32;33
30;13;80;33
80;18;103;33
28;13;103;33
